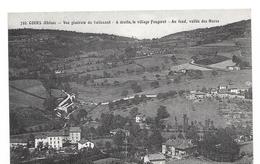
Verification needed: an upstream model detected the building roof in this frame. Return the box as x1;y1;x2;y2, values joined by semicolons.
10;138;27;143
78;139;93;145
69;127;81;133
48;131;68;137
110;128;129;133
35;134;48;139
164;139;195;150
145;153;166;161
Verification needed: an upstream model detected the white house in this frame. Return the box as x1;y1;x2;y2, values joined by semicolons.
77;139;95;150
35;134;48;148
218;85;228;90
227;66;240;71
229;88;240;94
136;114;146;123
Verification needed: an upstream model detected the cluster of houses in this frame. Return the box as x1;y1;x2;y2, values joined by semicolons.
143;138;196;164
10;127;95;151
34;127;94;150
186;85;249;102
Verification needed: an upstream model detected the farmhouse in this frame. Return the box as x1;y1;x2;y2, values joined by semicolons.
227;66;240;71
77;139;95;150
162;138;196;159
144;153;166;164
135;114;146;123
228;88;240;94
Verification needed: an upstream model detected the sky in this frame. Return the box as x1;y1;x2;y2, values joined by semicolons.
8;9;250;39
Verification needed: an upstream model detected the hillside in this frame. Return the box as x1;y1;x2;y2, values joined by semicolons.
158;19;251;47
9;19;252;136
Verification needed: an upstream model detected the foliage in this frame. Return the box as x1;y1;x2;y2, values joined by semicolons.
156;106;170;120
198;129;240;162
148;130;163;151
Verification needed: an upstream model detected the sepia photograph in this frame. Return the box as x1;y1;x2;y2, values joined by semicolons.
8;10;252;164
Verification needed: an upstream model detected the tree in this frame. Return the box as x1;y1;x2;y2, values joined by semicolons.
198;129;240;162
177;133;185;139
171;55;177;63
125;47;137;59
121;90;129;97
113;131;125;149
105;141;112;151
131;82;142;93
129;107;139;118
148;130;163;151
232;55;240;64
156;106;170;120
201;87;207;93
211;70;218;77
150;81;159;88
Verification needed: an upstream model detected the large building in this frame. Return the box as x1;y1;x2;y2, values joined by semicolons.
34;127;81;150
69;127;81;143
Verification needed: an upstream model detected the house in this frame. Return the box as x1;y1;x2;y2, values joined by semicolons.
195;92;206;99
144;153;166;164
35;134;48;148
218;85;228;90
162;139;196;159
69;127;81;143
227;66;240;71
10;138;27;148
210;88;218;95
136;114;146;123
110;128;130;136
229;88;240;94
77;139;94;150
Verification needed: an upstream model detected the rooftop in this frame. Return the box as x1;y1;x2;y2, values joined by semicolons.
69;127;81;132
145;153;166;161
10;138;27;143
78;139;93;144
164;139;195;150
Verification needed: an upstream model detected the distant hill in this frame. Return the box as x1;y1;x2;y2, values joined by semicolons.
8;29;138;72
156;19;251;47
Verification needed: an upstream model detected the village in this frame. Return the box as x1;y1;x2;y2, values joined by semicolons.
10;81;252;164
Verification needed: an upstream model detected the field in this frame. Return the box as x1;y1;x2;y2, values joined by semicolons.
9;20;252;139
9;80;47;109
171;63;211;71
209;59;236;69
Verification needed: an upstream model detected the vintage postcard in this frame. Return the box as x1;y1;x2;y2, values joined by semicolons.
9;10;252;164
